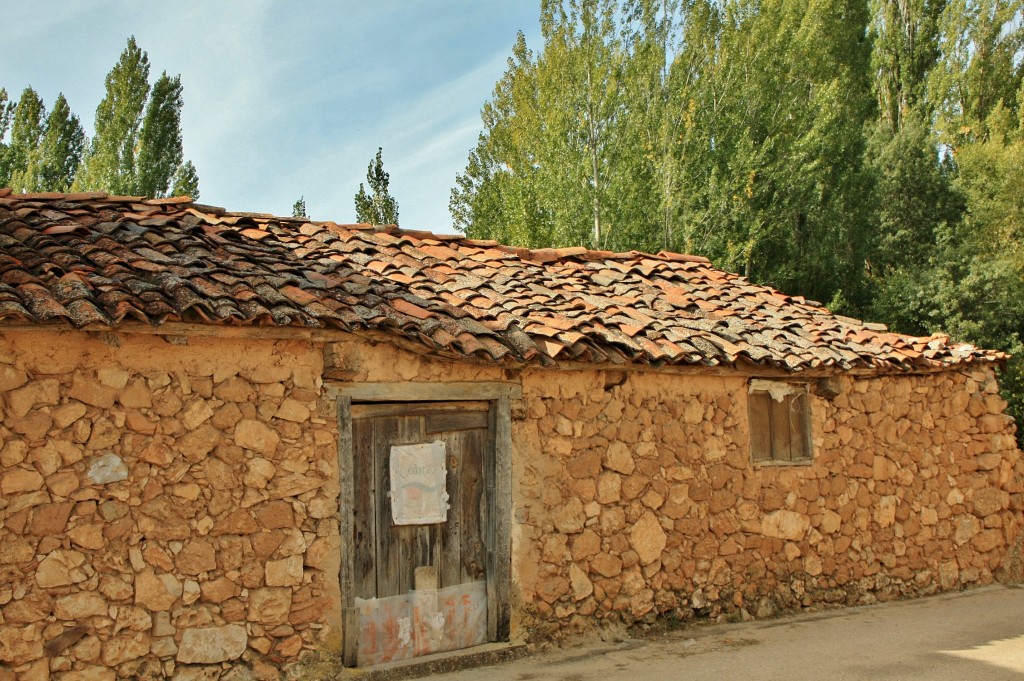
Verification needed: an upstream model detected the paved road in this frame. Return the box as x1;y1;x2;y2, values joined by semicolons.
431;585;1024;681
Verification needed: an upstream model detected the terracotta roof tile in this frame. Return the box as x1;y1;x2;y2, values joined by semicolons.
0;192;1004;372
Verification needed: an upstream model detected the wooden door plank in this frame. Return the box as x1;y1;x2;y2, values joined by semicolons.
461;428;486;583
351;417;377;599
426;411;490;434
374;416;402;597
437;430;464;589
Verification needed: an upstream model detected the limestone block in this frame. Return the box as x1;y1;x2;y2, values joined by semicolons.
244;457;276;489
0;364;28;391
569;563;593;601
605;442;636;475
255;500;294;530
247;588;292;624
52;401;88;429
45;470;79;497
54;591;107;619
114;606;153;632
1;467;43;494
590;552;624;578
554;498;586;534
135;570;181;611
118;379;152;409
0;624;44;664
265;555;304;587
0;536;36;564
629;511;667;565
761;510;811;541
140;442;174;467
234;419;280;454
36;549;86;588
69;377;117;409
274;399;310;423
875;496;897;528
86;453;128;484
175;540;217;575
182;398;215;430
8;378;60;417
29;501;75;535
199;577;239;604
101;631;150;666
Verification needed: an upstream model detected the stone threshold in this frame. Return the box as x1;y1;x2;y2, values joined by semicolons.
340;641;531;680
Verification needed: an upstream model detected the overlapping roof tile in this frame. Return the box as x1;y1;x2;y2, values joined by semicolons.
0;190;1004;372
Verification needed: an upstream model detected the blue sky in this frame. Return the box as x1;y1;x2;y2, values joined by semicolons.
2;1;542;231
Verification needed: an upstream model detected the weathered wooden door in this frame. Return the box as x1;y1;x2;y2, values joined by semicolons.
349;401;493;666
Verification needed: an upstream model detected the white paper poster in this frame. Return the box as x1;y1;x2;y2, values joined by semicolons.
390;441;449;525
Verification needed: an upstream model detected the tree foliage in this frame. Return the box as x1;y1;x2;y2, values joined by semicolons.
73;37;198;198
0;37;198;198
354;147;399;225
455;0;1024;440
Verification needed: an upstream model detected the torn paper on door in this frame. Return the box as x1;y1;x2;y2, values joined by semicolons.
390;441;449;525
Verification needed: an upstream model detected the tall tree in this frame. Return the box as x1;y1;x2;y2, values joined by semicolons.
0;88;15;185
74;37;198;198
135;73;185;197
1;87;46;190
292;196;308;219
354;147;399;225
11;93;85;192
74;37;150;194
929;0;1023;145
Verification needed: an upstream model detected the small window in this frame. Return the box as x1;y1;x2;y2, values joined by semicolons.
748;380;812;464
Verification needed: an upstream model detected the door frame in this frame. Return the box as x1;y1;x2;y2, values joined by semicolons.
331;381;520;667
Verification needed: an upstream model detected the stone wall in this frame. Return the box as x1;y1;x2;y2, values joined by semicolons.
510;366;1023;637
1;330;1021;678
0;331;340;680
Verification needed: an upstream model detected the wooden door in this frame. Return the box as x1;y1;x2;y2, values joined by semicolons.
349;401;493;665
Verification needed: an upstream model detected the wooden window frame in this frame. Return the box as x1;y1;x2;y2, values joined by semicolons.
747;379;813;465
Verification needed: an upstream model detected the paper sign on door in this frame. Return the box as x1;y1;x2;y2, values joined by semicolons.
389;441;449;525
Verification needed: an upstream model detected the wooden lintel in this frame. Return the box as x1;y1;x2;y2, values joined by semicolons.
327;381;523;402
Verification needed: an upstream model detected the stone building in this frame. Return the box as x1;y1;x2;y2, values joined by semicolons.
0;191;1019;679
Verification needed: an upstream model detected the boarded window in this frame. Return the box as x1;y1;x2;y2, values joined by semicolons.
748;380;812;464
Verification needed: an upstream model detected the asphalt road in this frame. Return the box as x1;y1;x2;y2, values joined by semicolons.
429;585;1024;681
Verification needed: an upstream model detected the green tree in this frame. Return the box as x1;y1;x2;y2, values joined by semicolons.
0;88;15;185
171;160;199;199
292;196;308;219
74;37;150;194
74;37;198;197
11;93;85;192
2;86;46;190
929;0;1022;145
354;147;399;225
135;73;185;197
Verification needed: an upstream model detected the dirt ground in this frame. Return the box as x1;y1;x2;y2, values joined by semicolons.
427;585;1024;681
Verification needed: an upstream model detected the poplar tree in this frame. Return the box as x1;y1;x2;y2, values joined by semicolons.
12;93;85;192
2;87;46;190
74;37;199;198
354;147;399;225
292;196;308;219
135;73;185;198
74;37;150;194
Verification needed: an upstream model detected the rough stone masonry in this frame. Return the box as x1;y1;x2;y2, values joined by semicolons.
0;328;1021;680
